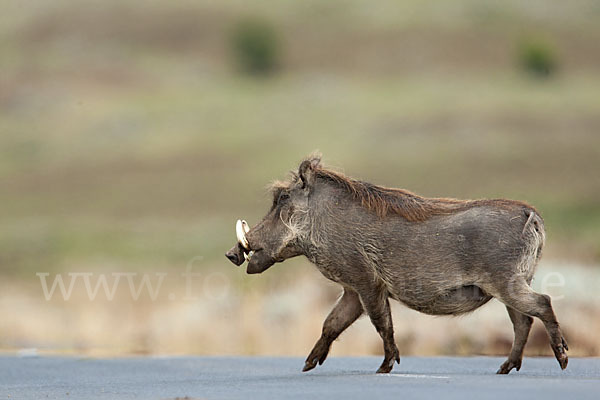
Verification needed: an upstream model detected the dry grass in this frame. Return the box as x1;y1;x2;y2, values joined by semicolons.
1;261;599;357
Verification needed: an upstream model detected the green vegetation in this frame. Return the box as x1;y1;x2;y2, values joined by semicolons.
518;37;558;78
231;18;280;76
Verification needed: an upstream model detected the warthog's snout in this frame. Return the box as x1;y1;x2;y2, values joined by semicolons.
225;243;245;266
225;219;276;274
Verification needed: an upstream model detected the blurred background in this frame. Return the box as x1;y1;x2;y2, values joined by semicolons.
1;0;599;359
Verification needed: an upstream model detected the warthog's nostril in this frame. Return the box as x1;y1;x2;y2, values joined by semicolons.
225;252;239;265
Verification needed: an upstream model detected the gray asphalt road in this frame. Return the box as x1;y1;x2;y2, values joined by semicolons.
1;355;599;400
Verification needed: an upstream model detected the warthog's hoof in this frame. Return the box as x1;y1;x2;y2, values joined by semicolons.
302;355;328;372
376;363;393;374
302;341;330;372
376;350;400;373
496;358;522;374
553;337;569;370
557;353;569;370
302;358;319;372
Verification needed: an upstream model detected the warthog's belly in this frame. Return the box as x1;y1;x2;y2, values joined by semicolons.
393;285;493;316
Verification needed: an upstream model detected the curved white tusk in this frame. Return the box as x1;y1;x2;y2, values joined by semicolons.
236;219;250;250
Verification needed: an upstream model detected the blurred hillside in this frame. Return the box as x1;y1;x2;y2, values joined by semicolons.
1;0;599;357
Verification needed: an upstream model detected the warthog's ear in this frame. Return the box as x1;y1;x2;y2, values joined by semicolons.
299;157;320;189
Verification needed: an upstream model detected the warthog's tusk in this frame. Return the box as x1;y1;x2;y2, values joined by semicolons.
236;219;250;250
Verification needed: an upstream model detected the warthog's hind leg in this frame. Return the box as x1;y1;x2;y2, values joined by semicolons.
493;279;568;371
497;306;533;374
303;288;364;372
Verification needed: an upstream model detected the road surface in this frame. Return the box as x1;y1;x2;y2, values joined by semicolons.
1;355;599;399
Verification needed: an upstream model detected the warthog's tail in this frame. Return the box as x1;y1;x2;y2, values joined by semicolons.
522;210;536;235
518;209;545;278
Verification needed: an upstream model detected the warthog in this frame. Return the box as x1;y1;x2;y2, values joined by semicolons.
225;155;568;374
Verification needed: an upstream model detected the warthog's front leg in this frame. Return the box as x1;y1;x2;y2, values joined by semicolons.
359;288;400;373
303;287;364;372
497;306;533;374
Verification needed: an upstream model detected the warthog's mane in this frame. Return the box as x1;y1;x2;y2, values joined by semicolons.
271;157;536;222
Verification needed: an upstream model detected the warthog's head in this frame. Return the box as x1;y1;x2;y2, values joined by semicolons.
225;158;320;273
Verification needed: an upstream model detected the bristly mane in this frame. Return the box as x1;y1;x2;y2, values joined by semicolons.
272;157;536;222
315;168;467;221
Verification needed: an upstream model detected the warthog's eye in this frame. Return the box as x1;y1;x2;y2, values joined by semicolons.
277;192;290;204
